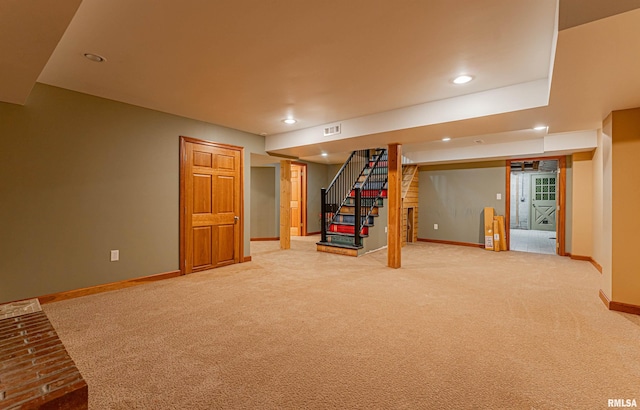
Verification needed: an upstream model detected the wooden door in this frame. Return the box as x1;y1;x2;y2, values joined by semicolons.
290;164;302;236
530;172;557;231
180;137;243;273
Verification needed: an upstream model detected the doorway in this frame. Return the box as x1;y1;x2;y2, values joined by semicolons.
506;158;565;255
179;136;244;274
406;207;415;243
290;162;307;236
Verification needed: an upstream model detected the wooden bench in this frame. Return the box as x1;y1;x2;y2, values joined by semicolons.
0;300;88;409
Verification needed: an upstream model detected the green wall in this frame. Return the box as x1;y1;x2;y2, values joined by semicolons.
250;167;277;238
0;84;265;303
418;161;506;244
250;161;332;238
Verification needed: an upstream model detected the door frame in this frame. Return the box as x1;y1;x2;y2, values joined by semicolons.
505;156;566;255
291;161;308;236
179;136;245;274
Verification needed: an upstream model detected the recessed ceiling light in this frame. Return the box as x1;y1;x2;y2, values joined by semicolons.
282;118;297;125
452;75;473;85
442;137;451;142
533;125;548;131
321;153;328;157
83;53;106;63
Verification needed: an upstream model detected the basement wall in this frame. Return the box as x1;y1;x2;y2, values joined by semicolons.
251;167;277;238
253;160;331;238
570;152;594;258
595;125;613;299
418;161;506;245
0;83;265;303
610;107;640;306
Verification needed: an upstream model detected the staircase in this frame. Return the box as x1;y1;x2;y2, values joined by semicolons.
317;149;388;256
402;165;418;198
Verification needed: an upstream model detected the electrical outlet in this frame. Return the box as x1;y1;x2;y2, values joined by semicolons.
110;250;119;262
434;224;439;230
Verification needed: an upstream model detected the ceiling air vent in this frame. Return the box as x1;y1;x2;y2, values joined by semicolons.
324;124;341;137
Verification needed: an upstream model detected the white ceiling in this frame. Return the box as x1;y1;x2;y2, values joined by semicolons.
2;1;640;165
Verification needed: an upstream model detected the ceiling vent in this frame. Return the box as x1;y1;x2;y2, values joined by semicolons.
324;124;341;137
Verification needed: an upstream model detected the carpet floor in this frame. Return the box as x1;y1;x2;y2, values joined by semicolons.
43;237;640;409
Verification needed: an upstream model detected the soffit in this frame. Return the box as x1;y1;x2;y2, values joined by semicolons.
36;0;556;136
559;0;640;29
0;0;82;105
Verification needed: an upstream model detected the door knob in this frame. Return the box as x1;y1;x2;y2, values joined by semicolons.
234;216;239;224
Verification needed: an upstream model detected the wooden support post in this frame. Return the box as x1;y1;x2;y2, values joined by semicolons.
280;160;292;250
388;144;402;268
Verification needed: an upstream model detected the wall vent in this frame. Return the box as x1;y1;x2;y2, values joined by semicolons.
324;124;341;137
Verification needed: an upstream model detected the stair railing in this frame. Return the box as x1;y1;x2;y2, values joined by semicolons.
320;149;369;243
357;149;388;235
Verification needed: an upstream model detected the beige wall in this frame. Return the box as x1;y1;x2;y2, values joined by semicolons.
250;167;277;238
570;152;594;257
594;122;614;299
611;107;640;305
0;84;265;303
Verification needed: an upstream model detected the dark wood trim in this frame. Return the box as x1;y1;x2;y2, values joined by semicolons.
610;300;640;316
243;256;252;262
180;136;244;151
599;289;640;316
179;137;186;274
306;231;321;235
505;155;566;256
179;136;245;274
250;237;280;241
599;289;611;309
38;270;181;304
417;238;484;248
570;254;590;261
239;144;245;263
570;255;603;274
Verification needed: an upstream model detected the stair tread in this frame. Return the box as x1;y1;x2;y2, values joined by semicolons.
326;232;369;238
337;212;378;216
316;241;363;250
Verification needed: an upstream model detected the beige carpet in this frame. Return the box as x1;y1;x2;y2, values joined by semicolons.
43;237;640;409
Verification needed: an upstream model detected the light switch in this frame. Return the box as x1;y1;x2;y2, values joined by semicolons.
496;193;502;200
110;250;119;262
434;224;439;230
